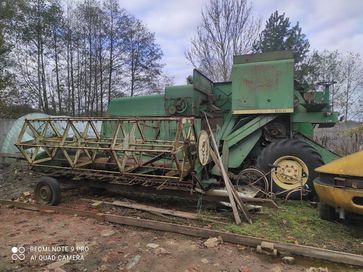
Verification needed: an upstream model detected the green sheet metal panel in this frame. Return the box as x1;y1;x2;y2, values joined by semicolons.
192;69;213;95
225;115;277;147
107;95;167;117
228;129;261;168
231;51;294;114
293;122;314;138
292;111;338;127
213;82;232;111
233;51;294;64
164;85;199;116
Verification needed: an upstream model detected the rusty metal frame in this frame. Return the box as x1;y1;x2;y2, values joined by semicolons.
16;117;197;190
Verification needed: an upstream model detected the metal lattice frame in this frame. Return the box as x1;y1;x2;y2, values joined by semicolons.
16;117;197;187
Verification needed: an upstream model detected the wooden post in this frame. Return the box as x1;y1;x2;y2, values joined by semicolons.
204;113;251;224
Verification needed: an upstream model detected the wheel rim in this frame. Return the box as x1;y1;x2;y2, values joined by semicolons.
271;155;309;190
38;185;52;204
236;168;269;197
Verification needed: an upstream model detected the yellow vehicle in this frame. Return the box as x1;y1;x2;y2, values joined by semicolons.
314;150;363;220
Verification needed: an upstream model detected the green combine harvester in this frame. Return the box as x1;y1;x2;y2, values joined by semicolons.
15;51;339;205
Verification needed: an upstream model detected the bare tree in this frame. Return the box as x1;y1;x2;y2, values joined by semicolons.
124;18;164;97
186;0;260;82
2;0;168;117
306;50;363;121
337;52;363;122
304;50;344;112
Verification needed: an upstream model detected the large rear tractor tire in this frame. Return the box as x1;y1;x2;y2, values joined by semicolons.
256;138;323;199
34;177;61;206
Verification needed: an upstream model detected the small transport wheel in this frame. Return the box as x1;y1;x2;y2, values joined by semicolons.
35;177;61;205
319;202;335;221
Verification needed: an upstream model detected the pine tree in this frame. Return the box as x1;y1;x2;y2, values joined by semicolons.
253;10;310;80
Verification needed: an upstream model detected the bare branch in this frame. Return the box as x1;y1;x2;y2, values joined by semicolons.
186;0;260;82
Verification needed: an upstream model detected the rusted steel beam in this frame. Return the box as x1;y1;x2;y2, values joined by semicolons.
25;116;195;121
18;144;176;153
29;164;182;179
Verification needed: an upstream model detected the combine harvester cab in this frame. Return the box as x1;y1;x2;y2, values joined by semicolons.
14;51;339;205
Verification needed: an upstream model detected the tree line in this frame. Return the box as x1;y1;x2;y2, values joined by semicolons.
0;0;168;116
1;0;362;121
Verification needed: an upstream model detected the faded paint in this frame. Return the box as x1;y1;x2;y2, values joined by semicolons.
314;181;363;215
231;52;294;113
315;150;363;178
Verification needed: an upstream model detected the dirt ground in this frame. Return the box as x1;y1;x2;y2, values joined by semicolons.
0;162;362;272
1;207;357;272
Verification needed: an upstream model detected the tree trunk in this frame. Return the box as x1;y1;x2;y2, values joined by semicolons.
37;27;43;111
70;36;75;116
67;32;71;114
108;11;114;105
88;35;92;115
77;43;81;116
345;82;350;122
40;36;49;113
54;28;61;114
94;45;98;115
99;35;104;116
36;1;44;111
83;31;87;115
131;48;135;97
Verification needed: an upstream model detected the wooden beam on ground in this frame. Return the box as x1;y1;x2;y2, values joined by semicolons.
82;198;224;224
205;192;278;208
104;214;363;267
1;199;363;267
110;200;202;220
0;200;105;220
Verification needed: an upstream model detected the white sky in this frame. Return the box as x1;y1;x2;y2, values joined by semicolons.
118;0;363;84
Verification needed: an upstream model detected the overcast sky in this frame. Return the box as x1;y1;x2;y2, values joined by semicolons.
118;0;363;85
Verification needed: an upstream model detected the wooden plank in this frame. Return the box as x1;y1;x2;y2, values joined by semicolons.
1;199;363;267
82;198;224;223
210;147;251;223
204;114;242;224
91;200;103;207
204;186;278;208
110;200;200;220
0;200;105;221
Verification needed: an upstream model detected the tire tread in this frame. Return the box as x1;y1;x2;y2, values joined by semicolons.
256;138;323;198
